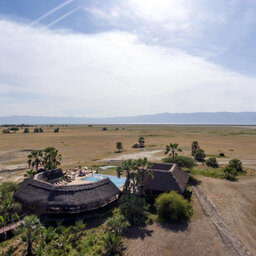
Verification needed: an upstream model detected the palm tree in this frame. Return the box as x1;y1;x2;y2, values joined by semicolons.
43;147;62;170
0;182;21;227
17;215;43;256
24;169;36;178
117;158;152;194
104;232;124;256
27;150;43;171
165;143;182;163
138;136;145;148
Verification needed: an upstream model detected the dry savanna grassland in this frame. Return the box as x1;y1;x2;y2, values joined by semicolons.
0;124;256;255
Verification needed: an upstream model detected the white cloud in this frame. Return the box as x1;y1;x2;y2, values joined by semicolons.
128;0;190;23
0;20;255;117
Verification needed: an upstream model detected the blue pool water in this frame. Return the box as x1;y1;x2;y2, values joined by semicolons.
83;174;126;188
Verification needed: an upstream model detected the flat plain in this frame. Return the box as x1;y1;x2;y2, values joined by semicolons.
0;124;256;255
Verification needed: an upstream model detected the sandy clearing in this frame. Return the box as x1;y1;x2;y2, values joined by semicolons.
199;176;256;255
193;185;250;256
124;193;228;256
97;149;164;162
216;158;256;167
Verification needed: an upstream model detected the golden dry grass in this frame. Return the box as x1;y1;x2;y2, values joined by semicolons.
1;125;256;169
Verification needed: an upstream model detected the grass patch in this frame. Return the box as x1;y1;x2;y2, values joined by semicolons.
146;144;158;148
188;168;225;179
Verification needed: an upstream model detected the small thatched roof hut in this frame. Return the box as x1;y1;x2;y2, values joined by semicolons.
144;163;189;194
14;169;121;215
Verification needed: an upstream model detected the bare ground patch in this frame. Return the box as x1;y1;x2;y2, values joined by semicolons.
124;193;227;256
198;176;256;255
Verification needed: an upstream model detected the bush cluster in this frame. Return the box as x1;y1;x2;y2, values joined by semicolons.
119;193;149;226
206;157;219;168
155;191;193;223
163;156;196;169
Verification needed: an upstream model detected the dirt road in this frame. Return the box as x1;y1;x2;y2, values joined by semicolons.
97;149;164;162
193;185;250;256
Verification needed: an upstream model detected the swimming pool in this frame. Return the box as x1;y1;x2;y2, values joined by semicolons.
83;174;126;188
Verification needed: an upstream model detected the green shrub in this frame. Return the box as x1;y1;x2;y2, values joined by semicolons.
54;128;59;133
228;159;243;172
194;149;206;162
162;156;196;168
132;143;139;148
206;157;219;168
34;128;39;133
119;194;149;226
106;210;129;236
188;168;224;179
24;128;29;133
102;127;107;131
104;232;124;256
155;191;193;223
223;166;237;181
219;152;225;157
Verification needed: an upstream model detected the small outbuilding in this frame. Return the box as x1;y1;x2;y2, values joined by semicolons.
144;163;190;194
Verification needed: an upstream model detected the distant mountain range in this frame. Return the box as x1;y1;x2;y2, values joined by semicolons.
0;112;256;125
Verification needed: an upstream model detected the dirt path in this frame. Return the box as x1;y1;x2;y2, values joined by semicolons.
97;149;164;162
193;185;250;256
216;158;256;168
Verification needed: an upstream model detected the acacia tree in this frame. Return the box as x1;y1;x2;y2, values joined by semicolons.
138;136;145;148
117;158;152;194
116;142;123;153
165;143;182;163
27;150;43;171
17;215;43;256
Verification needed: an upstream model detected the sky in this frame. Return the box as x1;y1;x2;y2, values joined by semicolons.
0;0;256;117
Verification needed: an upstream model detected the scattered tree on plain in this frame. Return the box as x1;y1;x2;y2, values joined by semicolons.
164;143;182;163
228;159;243;172
206;157;219;168
191;141;200;156
24;128;30;133
54;128;59;133
138;136;145;148
194;148;206;162
223;166;237;181
116;142;123;153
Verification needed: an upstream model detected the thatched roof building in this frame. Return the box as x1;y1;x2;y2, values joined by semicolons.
144;163;189;194
14;169;121;215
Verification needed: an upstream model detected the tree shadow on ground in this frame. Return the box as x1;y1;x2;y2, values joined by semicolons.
123;225;154;240
188;175;202;186
158;220;189;232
